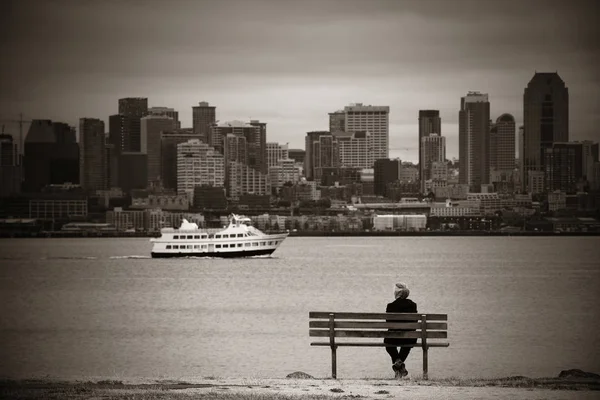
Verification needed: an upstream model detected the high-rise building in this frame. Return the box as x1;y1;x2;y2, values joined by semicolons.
490;113;516;172
420;133;446;191
304;131;329;180
269;158;301;192
522;72;569;192
227;161;270;200
141;114;176;185
459;92;490;192
79;118;106;192
374;158;401;197
118;152;147;193
192;101;216;143
0;134;21;197
177;139;225;202
336;131;374;169
248;120;267;174
148;107;180;129
288;149;305;165
311;133;339;183
328;110;345;133
115;97;148;153
266;142;289;168
160;129;196;191
344;103;389;162
119;97;148;117
418;110;441;185
544;142;582;193
23;120;79;192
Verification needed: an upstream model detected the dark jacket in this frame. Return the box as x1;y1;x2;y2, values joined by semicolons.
386;298;418;331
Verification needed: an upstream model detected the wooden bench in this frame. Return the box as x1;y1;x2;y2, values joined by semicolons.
309;312;449;379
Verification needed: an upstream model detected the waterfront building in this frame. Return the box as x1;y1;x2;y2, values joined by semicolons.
459;92;490;192
0;134;22;197
374;158;401;197
429;199;482;217
192;101;216;144
466;192;502;215
522;72;569;192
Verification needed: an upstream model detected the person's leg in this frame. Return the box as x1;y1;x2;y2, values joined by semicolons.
384;339;400;363
398;346;412;362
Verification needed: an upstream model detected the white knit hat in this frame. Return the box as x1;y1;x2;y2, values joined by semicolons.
394;282;410;300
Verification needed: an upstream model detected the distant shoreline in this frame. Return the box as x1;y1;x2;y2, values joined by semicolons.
0;230;599;239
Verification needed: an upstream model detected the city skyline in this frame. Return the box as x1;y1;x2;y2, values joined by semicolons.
1;0;599;162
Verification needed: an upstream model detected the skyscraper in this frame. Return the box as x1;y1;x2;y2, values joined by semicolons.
374;158;401;197
0;134;21;197
418;110;441;188
192;101;216;143
141;114;176;185
304;131;329;180
328;110;345;133
109;97;148;153
148;107;180;129
160;129;196;191
248;120;268;174
420;133;446;189
490;114;516;172
459;92;490;192
266;142;289;168
177;139;225;202
79;118;106;192
522;72;569;192
344;103;389;163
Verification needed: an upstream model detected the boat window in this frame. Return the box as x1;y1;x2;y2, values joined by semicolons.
166;245;172;249
237;243;242;248
245;243;251;247
253;242;259;247
187;235;193;239
223;244;228;248
215;235;221;239
222;234;229;238
260;242;266;246
188;245;193;249
216;244;221;248
268;241;272;245
194;235;200;239
173;235;179;239
237;233;243;238
194;245;199;249
173;245;179;249
208;234;213;238
201;245;207;249
201;235;207;239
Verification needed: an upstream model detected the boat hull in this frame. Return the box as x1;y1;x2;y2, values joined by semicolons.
151;248;276;259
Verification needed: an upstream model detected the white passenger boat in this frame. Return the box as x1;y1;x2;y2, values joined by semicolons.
150;214;288;258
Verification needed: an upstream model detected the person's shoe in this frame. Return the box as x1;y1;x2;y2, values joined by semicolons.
392;360;406;379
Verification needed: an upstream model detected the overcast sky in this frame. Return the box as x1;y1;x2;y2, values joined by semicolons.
1;0;598;162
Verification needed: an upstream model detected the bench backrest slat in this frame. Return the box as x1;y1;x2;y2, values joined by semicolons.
309;321;447;330
309;330;447;339
309;312;447;321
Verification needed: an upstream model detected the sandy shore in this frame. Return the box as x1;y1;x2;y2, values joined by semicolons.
2;376;599;400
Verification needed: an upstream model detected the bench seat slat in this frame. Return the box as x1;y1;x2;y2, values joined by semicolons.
309;312;447;321
309;321;447;330
310;342;450;348
309;329;447;339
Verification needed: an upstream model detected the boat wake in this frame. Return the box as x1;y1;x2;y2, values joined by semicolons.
109;255;151;259
41;256;98;260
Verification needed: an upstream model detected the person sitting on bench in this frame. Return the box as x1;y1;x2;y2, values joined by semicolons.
384;282;417;378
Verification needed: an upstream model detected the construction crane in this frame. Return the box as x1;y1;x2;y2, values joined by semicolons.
0;113;34;155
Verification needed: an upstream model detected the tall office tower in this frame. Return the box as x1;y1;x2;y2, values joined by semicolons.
79;118;106;192
418;110;441;186
116;97;148;152
141;114;175;185
328;110;345;133
224;134;247;192
227;161;270;200
192;101;216;143
148;107;180;129
579;140;600;181
490;114;516;172
304;131;329;180
160;129;196;191
312;134;339;183
374;158;401;197
420;133;446;189
544;142;582;193
0;134;21;197
177;139;225;202
248;120;267;174
523;72;569;193
209;121;255;155
344;103;389;162
118;152;147;193
458;92;490;192
105;143;118;189
336;131;374;169
266;142;289;168
23;120;79;192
